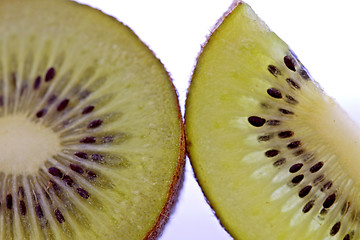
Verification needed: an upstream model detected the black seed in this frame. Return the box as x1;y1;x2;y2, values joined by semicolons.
286;78;300;89
43;190;50;200
330;222;341;236
299;69;310;80
268;65;281;77
310;162;324;173
265;149;279;158
18;186;25;198
6;194;12;209
323;193;336;208
48;94;57;104
258;135;273;142
57;99;69;111
77;188;90;199
285;95;298;105
284;55;296;71
80;136;96;144
74;152;88;159
303;200;315;213
273;158;286;167
19;200;26;215
91;153;104;162
35;204;43;219
267;120;281;126
32;193;38;202
36;108;47;118
321;181;333;192
289;163;303;173
278;131;294;138
320;208;328;215
33;76;41;89
267;88;282;98
291;174;304;184
248;116;266;127
63;175;75;187
303;153;315;162
87;171;97;180
80;90;91;99
299;185;312;198
54;208;65;223
293;149;304;156
343;234;350;240
87;119;103;129
70;164;84;174
20;84;28;96
341;202;351;215
45;67;55;82
279;108;294;115
261;102;271;109
49;180;60;191
313;174;325;184
82;105;94;114
0;96;3;107
48;167;63;178
102;136;114;143
287;141;301;149
11;73;17;87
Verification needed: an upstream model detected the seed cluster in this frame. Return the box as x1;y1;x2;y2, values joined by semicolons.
246;51;355;239
0;64;125;236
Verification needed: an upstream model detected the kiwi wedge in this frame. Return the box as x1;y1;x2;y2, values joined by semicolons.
0;0;185;239
186;1;360;240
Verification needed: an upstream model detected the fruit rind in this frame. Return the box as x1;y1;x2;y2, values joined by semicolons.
144;97;186;240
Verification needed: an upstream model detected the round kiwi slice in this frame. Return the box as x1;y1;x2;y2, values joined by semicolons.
186;1;360;240
0;0;185;239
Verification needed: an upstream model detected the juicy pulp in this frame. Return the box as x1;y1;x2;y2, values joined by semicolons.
186;1;360;239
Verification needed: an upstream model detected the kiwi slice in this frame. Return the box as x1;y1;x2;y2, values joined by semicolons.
186;1;360;240
0;0;185;239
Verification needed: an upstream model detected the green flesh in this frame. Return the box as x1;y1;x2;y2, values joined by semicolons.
186;2;360;240
0;0;184;239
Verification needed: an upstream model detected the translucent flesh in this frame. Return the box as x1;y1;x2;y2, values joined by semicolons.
186;2;360;240
0;0;184;239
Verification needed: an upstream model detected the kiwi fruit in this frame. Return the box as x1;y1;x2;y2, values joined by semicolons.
0;0;185;239
185;1;360;239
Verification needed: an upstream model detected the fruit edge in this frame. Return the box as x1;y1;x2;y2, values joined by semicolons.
144;72;186;239
184;0;242;237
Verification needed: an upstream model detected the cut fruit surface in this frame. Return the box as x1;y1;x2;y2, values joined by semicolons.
186;1;360;240
0;0;185;239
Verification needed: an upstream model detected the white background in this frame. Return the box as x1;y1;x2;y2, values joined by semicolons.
75;1;360;239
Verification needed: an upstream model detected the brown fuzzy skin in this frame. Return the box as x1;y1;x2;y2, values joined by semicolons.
144;88;186;240
184;0;242;238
